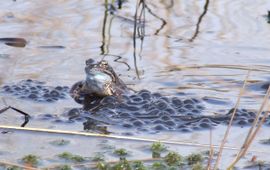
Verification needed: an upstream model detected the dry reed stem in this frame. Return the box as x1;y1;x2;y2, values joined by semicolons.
227;86;270;169
0;161;39;170
168;64;270;73
213;71;250;170
241;104;270;156
207;129;214;170
175;86;230;92
1;125;267;153
240;87;270;151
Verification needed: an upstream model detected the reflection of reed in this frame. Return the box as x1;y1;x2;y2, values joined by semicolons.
100;0;114;55
101;0;168;77
144;4;167;35
190;0;210;42
132;0;167;79
133;0;146;79
100;1;131;70
108;54;131;70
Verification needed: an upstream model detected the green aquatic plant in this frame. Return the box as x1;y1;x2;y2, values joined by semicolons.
151;162;167;170
96;161;110;170
150;142;167;158
49;139;70;146
22;154;39;167
192;162;204;170
132;161;147;170
53;165;72;170
111;158;132;170
113;148;129;159
6;166;22;170
164;151;182;166
186;153;203;165
58;152;85;162
92;152;106;161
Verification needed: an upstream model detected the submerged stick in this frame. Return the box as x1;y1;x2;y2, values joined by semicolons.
0;106;30;127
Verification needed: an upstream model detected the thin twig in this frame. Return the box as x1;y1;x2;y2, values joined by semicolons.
0;106;30;127
213;70;250;170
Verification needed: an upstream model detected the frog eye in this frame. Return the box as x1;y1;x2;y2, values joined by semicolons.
86;58;95;65
100;60;108;66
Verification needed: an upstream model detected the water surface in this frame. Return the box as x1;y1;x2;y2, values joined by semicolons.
1;0;270;169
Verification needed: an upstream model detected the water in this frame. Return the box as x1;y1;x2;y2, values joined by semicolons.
1;0;270;169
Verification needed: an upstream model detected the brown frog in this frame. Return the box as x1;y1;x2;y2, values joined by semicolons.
70;59;129;110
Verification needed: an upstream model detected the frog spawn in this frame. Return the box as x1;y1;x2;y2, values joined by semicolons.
64;91;270;133
1;80;270;134
19;87;270;133
0;79;70;102
66;90;219;133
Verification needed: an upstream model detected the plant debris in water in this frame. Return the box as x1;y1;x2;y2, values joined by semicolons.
244;160;270;169
49;139;70;146
0;37;27;47
259;138;270;144
267;11;270;23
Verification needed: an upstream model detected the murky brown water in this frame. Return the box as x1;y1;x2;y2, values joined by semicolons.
1;0;270;169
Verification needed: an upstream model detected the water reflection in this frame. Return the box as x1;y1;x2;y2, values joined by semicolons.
133;0;146;78
1;1;270;168
100;0;114;55
189;0;210;42
100;0;131;70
